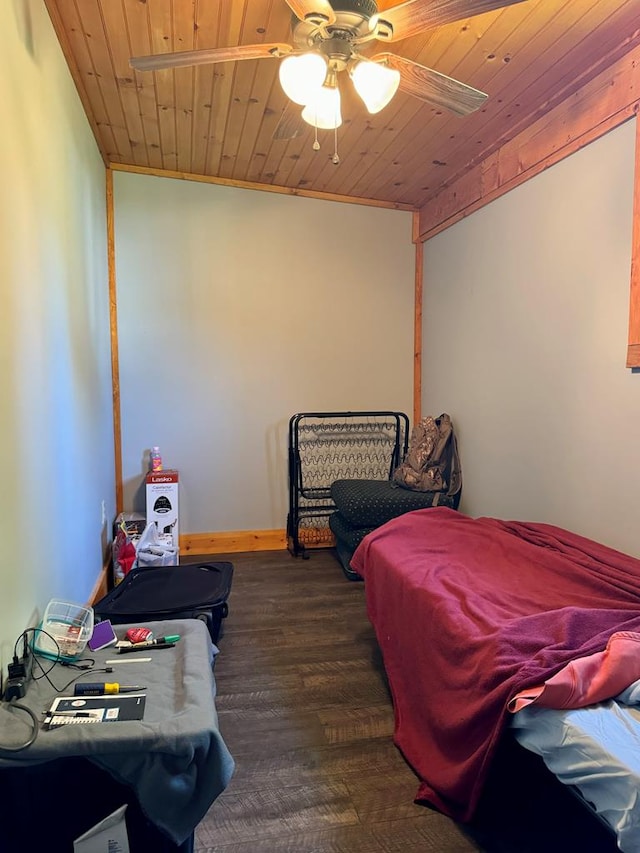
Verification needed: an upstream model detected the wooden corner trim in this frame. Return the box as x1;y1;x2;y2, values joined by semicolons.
88;546;112;606
628;116;640;368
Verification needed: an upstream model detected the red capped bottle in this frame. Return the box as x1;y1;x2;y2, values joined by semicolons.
151;446;163;472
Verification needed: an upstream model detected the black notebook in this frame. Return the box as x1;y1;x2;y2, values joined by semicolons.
45;694;146;726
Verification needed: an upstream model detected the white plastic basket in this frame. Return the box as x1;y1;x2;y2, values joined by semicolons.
34;599;94;661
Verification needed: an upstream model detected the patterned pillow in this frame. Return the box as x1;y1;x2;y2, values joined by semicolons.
330;478;460;529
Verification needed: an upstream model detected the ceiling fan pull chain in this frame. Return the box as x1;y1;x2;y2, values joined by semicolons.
332;126;340;165
312;124;320;151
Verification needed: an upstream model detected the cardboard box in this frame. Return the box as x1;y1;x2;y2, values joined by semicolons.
74;804;130;853
146;469;179;548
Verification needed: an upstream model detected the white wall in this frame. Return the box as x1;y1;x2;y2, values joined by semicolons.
0;1;114;659
423;119;640;556
114;172;414;533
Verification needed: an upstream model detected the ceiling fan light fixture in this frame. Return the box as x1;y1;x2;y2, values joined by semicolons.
301;77;342;129
278;52;327;105
350;58;400;114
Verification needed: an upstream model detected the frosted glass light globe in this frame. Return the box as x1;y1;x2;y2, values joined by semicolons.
279;53;327;106
350;59;400;114
301;84;342;130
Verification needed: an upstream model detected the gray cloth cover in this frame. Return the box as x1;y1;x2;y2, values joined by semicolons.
0;618;234;845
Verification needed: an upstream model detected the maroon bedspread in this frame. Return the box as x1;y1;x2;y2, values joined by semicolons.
351;507;640;822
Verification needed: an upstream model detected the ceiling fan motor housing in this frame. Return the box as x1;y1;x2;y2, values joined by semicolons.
333;0;379;17
292;0;380;51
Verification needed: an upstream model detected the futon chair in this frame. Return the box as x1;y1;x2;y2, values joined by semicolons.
329;414;462;579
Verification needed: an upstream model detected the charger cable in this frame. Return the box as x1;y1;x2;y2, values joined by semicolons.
0;698;39;753
0;627;111;753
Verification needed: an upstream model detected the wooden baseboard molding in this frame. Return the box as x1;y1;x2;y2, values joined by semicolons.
180;529;287;555
89;528;332;597
88;547;112;607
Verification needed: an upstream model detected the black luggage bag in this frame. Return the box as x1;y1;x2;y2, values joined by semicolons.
94;562;233;644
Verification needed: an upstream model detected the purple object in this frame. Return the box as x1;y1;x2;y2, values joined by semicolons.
88;620;118;651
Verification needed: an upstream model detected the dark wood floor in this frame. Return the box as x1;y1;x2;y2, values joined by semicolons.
191;549;619;853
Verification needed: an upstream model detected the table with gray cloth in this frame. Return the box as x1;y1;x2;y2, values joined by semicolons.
0;617;234;846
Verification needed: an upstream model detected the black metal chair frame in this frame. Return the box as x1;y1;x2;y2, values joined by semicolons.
287;410;409;558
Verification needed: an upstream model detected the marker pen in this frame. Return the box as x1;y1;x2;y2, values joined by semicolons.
117;642;176;654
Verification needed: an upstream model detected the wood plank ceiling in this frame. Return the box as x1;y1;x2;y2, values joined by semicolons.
44;0;640;210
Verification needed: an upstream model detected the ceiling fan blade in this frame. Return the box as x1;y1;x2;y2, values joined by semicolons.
283;0;336;26
375;0;528;42
130;43;293;73
273;102;306;141
374;52;487;115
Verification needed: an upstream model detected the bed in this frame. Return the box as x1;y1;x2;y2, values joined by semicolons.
351;506;640;850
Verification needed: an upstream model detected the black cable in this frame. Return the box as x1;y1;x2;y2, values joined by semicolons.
29;629;63;687
0;628;112;754
56;667;113;696
30;651;111;694
6;626;112;696
11;626;62;684
60;657;96;670
12;633;25;660
0;699;39;753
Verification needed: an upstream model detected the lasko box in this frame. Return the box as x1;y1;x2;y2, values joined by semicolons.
145;469;179;547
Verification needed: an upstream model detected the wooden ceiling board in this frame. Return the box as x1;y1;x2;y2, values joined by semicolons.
380;0;640;206
173;3;199;174
290;28;446;193
203;2;254;176
303;18;480;194
46;0;114;163
216;0;275;178
377;0;615;203
100;0;150;168
367;2;574;204
187;4;223;174
43;0;640;215
228;1;292;180
319;7;531;202
246;96;297;185
77;0;134;163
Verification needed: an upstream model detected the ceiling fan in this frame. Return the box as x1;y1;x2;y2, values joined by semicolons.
130;0;527;150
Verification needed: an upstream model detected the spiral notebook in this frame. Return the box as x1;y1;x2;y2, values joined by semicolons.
45;694;146;727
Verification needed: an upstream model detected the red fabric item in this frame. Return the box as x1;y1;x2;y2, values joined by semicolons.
119;540;137;576
508;630;640;712
351;507;640;823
